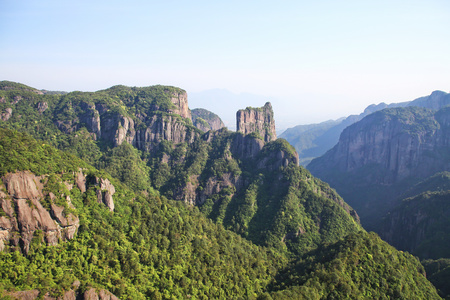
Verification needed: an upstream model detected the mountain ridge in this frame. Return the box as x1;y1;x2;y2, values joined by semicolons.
282;90;450;165
0;80;442;299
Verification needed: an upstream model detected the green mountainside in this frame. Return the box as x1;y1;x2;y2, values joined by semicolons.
380;189;450;259
308;105;450;299
0;81;442;299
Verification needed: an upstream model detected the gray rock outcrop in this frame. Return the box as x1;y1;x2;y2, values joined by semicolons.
236;102;276;142
0;171;79;253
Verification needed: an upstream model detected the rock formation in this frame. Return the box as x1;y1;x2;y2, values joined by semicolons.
1;107;12;121
0;171;79;253
379;189;450;259
53;87;198;151
309;107;446;185
0;169;116;253
308;106;450;229
282;89;450;166
5;286;119;300
236;102;277;142
169;90;191;119
95;177;115;212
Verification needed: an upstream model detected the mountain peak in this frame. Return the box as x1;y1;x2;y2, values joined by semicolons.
236;102;277;142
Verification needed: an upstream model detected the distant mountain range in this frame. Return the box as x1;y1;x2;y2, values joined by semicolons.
281;90;450;166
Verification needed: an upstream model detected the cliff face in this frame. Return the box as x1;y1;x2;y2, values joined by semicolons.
236;102;277;142
281;90;450;166
169;90;191;119
53;88;197;151
0;171;79;253
309;107;448;184
308;106;450;229
149;108;358;252
0;170;115;253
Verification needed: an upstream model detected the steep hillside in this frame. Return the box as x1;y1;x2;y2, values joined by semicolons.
380;190;450;259
308;106;450;229
281;90;450;166
0;129;440;299
0;82;200;154
149;128;360;254
0;82;443;299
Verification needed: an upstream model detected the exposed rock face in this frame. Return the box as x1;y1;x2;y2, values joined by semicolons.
95;177;115;212
308;106;450;229
191;108;225;132
230;132;265;161
0;171;79;253
37;102;48;113
169;90;191;120
0;170;116;252
281;90;450;166
309;107;445;185
236;102;277;142
53;89;197;152
132;114;196;151
1;107;12;121
5;287;118;300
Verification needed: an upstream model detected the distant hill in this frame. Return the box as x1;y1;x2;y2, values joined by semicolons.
281;90;450;166
191;108;225;132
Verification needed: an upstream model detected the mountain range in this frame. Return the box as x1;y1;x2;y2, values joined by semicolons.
281;90;450;166
0;80;444;299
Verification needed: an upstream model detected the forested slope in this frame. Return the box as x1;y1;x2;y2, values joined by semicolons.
0;81;443;299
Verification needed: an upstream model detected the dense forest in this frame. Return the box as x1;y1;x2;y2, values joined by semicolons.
0;81;444;299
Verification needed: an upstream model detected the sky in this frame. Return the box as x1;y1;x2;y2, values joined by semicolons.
1;0;449;130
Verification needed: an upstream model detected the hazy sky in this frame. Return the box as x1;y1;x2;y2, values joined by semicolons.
1;0;449;128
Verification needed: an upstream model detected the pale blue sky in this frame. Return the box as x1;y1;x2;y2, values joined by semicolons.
1;0;449;128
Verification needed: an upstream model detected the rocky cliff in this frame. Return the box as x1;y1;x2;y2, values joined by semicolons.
149;107;358;253
5;286;119;300
281;90;450;166
236;102;277;142
0;171;79;253
51;86;198;152
191;108;225;132
308;106;450;229
0;169;116;253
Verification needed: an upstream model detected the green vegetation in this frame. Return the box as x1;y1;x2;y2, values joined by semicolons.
380;190;450;260
268;232;439;299
0;128;89;177
423;258;450;299
0;82;444;299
